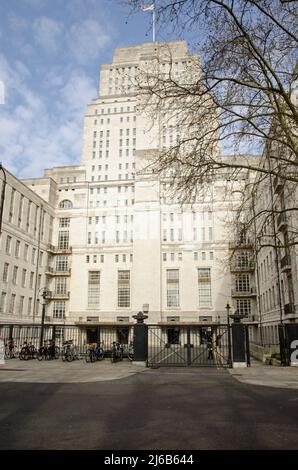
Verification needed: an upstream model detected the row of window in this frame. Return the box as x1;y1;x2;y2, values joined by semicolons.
83;268;212;310
4;187;51;239
2;263;40;288
92;148;136;159
87;231;133;244
86;254;134;264
88;215;134;225
3;235;44;265
162;227;213;242
0;291;36;316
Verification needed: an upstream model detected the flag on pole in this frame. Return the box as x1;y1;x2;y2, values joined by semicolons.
140;3;155;11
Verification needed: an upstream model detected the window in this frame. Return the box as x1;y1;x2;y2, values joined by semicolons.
19;296;24;315
31;248;36;265
58;231;69;249
88;271;100;308
29;272;34;289
9;294;16;314
194;252;198;261
118;270;130;307
59;200;73;209
15;240;21;258
236;299;251;317
55;277;67;295
166;269;179;307
6;236;12;254
235;274;250;292
198;268;211;307
12;266;18;285
59;218;70;228
24;244;29;261
22;269;27;287
0;292;6;313
163;253;167;262
53;301;65;319
2;263;9;282
27;297;32;316
56;256;68;272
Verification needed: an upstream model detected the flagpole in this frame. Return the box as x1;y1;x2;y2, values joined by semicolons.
152;4;156;41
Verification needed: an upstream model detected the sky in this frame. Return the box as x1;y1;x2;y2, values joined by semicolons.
0;0;181;178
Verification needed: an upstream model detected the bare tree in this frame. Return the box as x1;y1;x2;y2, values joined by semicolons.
128;0;298;199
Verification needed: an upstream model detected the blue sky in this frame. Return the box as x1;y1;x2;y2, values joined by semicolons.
0;0;180;178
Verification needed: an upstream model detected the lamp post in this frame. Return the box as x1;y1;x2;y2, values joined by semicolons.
0;163;7;235
226;302;232;367
39;287;51;348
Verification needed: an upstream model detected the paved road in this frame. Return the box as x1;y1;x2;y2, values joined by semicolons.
0;367;298;450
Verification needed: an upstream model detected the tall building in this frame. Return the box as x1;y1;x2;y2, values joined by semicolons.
0;41;285;331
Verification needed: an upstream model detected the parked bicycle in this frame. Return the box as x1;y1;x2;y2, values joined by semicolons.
19;342;37;360
85;342;105;363
4;340;19;359
110;341;123;363
37;339;60;361
61;340;79;362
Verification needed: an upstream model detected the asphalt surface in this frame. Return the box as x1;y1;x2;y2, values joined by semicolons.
0;367;298;450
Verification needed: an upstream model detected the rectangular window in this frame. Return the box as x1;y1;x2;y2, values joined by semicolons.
0;292;6;313
19;296;24;315
235;274;250;292
6;236;12;254
59;218;70;228
15;240;21;258
236;299;251;317
56;256;68;272
53;301;65;319
2;263;9;282
31;248;36;265
29;272;34;289
88;271;100;308
22;269;27;287
9;294;16;313
166;269;179;307
12;266;18;285
198;268;212;307
55;277;67;295
28;297;32;316
118;270;130;307
24;244;29;261
58;231;69;249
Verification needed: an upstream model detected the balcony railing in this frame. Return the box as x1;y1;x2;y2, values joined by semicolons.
231;287;257;297
284;303;295;315
230;260;255;272
47;291;70;300
229;239;253;250
280;255;291;272
45;266;71;276
47;244;72;254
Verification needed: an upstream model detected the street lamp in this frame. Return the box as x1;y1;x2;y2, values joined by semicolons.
226;302;232;367
39;287;51;348
0;163;7;235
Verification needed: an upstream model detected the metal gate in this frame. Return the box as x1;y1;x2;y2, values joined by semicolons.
147;324;232;367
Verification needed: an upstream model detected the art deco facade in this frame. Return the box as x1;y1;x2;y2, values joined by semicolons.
0;41;295;329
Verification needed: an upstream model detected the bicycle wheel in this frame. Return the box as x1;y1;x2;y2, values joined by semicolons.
54;347;60;359
37;348;45;361
97;349;104;361
110;349;116;363
66;351;74;362
85;350;91;363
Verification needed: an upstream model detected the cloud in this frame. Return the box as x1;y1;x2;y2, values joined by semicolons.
33;17;63;52
67;19;111;64
59;70;97;112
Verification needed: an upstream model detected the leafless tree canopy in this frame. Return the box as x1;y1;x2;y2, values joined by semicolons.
129;0;298;199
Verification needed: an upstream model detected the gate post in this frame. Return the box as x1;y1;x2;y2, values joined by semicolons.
285;324;298;367
232;323;247;368
132;311;148;365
